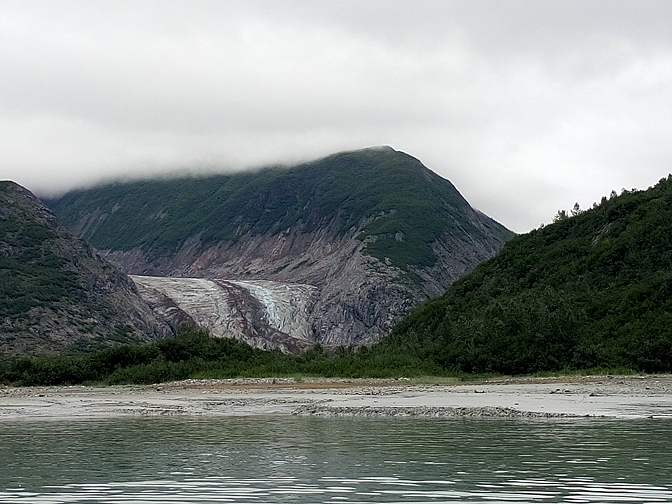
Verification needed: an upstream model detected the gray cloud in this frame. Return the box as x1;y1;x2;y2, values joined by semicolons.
2;0;672;232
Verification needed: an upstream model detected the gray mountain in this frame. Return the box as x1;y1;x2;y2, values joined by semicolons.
48;147;514;350
0;181;169;354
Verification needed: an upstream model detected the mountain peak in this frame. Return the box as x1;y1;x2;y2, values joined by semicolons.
47;150;513;349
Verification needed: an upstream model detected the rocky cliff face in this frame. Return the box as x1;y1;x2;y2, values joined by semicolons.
103;225;423;347
49;147;514;350
0;181;170;354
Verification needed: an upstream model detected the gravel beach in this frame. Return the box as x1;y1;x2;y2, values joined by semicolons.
2;375;672;420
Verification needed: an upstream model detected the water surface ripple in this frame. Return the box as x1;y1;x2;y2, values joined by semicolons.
1;416;671;503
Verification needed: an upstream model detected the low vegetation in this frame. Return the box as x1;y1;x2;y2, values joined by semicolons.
0;324;645;387
0;326;442;386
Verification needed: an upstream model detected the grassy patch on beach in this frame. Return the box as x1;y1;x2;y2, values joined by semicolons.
531;367;641;378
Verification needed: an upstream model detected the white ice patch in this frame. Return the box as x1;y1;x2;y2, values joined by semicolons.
130;275;316;344
230;280;316;337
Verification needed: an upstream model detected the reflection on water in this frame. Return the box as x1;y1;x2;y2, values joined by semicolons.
1;416;671;503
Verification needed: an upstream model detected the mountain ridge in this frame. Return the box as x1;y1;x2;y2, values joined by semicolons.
48;147;514;348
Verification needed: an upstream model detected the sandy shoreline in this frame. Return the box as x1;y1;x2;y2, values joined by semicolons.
2;375;672;420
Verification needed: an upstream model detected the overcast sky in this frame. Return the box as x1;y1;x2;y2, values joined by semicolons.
2;1;672;232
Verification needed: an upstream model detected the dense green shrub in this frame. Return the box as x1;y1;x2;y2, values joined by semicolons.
0;209;82;319
0;325;443;386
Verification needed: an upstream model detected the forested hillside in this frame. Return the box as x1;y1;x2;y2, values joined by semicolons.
383;176;672;374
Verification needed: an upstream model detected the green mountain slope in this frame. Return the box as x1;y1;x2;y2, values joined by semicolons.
1;184;78;320
49;147;512;272
383;176;672;374
0;181;168;354
47;147;513;347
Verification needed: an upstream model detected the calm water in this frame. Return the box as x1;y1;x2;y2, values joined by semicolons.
1;416;671;503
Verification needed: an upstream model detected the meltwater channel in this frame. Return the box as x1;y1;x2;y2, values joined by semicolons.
1;416;672;503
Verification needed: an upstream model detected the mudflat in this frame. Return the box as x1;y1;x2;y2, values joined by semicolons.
2;375;672;420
